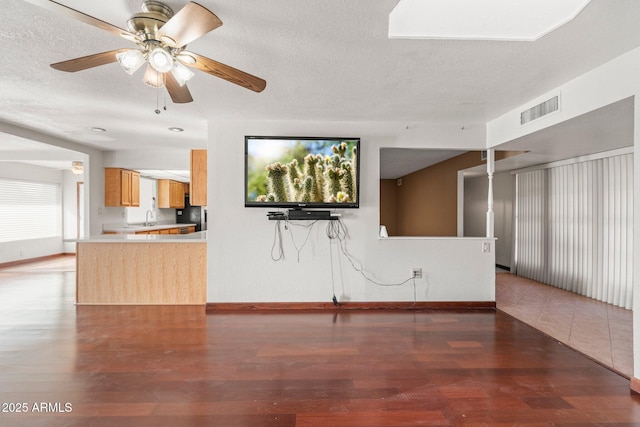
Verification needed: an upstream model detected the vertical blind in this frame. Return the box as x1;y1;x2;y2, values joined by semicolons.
0;179;62;243
515;153;633;309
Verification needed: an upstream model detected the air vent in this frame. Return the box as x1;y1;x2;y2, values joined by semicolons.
520;95;559;125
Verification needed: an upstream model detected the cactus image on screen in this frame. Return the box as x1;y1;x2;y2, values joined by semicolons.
246;138;359;205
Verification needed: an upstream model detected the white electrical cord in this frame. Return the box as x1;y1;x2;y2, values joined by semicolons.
326;219;415;287
271;219;285;261
271;217;418;306
285;218;318;263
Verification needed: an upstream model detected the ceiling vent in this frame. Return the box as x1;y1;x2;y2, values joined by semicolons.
520;95;559;125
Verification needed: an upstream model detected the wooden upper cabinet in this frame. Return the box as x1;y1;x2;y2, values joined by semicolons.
158;179;186;208
130;170;140;207
105;168;140;207
190;149;207;206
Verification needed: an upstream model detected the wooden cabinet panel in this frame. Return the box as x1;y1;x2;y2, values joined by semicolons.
104;168;122;207
170;180;181;208
105;168;140;207
130;171;140;207
157;180;170;208
190;149;207;206
158;179;186;208
120;170;131;206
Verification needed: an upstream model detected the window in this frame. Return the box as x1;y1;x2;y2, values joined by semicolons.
0;179;62;242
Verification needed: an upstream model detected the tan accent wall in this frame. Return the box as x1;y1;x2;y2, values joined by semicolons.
381;151;486;236
379;180;398;236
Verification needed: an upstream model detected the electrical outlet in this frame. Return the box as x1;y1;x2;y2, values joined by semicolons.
412;268;422;279
482;242;491;253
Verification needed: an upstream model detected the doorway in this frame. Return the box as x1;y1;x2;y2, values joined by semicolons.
77;182;85;239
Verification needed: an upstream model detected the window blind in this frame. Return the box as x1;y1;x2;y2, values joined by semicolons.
515;153;633;309
0;179;62;243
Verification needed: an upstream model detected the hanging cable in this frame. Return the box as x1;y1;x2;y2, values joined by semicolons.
271;219;284;261
328;232;339;305
286;219;317;262
326;219;414;287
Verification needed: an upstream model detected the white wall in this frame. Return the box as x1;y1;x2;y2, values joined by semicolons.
126;177;156;224
104;149;192;171
207;120;496;304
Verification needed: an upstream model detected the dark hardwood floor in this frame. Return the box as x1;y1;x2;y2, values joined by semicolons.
1;256;639;426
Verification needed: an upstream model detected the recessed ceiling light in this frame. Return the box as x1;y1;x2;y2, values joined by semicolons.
168;127;184;132
91;127;106;132
389;0;591;41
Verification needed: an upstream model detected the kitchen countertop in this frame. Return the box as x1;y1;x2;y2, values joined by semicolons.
102;223;197;234
78;231;207;243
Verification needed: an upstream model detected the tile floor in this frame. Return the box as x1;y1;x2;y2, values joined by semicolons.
496;271;633;378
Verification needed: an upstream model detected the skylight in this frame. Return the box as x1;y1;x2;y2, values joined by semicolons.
388;0;591;41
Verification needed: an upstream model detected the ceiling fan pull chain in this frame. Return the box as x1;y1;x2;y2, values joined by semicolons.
155;71;161;114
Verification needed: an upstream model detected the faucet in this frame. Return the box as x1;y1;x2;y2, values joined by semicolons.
145;210;153;226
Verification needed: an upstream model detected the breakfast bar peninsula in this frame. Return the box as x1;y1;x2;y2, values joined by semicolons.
76;232;207;305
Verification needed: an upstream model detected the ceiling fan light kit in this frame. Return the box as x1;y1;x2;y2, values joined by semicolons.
143;64;165;88
172;62;195;87
148;47;174;73
43;0;266;104
116;49;145;75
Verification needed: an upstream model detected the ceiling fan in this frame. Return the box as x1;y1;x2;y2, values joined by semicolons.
30;0;266;103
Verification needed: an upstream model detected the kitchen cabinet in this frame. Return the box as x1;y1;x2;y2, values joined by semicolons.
190;149;207;206
104;168;140;207
158;179;187;208
76;239;206;305
132;226;194;235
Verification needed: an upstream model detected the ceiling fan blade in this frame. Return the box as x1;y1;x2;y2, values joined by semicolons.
24;0;138;41
156;2;222;48
165;73;194;103
51;49;129;72
187;53;266;93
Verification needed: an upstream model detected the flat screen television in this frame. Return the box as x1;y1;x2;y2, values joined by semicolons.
245;136;360;209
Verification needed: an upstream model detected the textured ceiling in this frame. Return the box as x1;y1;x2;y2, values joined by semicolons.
1;0;640;161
